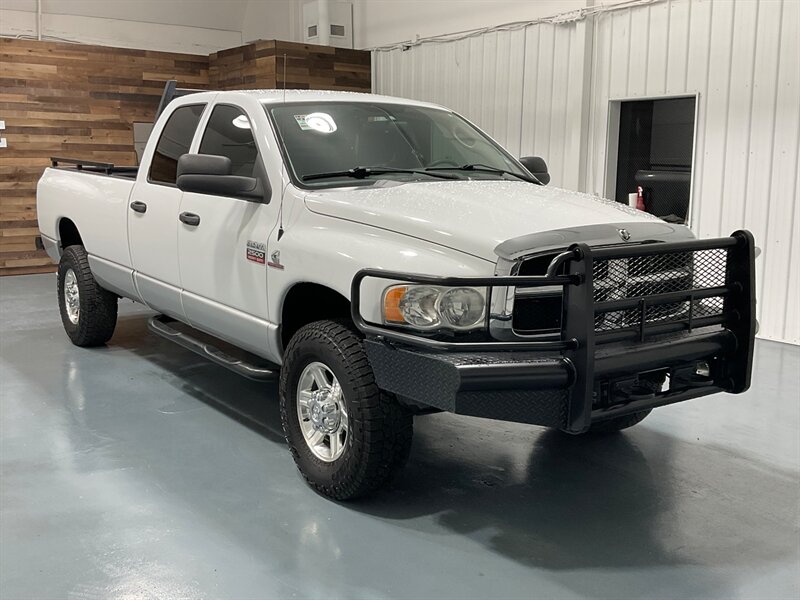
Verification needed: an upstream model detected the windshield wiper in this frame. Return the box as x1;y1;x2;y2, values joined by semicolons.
302;166;458;182
426;163;538;184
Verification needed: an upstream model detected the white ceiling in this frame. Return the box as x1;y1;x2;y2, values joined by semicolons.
1;0;251;32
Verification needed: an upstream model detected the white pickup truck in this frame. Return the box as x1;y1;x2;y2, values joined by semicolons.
37;83;756;500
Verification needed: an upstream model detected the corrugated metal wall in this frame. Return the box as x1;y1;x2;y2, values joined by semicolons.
372;21;591;190
372;0;799;344
586;0;799;345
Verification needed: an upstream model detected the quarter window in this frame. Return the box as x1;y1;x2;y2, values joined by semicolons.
199;105;259;177
148;104;205;185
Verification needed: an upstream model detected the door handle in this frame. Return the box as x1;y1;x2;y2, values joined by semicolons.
179;212;201;226
130;201;147;213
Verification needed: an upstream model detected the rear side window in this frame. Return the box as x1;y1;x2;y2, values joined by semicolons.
148;104;205;185
199;105;258;177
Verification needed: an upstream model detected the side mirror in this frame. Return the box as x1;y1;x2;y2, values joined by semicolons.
519;156;550;185
176;153;271;202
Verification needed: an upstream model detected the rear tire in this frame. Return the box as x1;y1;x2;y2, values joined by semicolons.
280;320;413;500
57;245;118;347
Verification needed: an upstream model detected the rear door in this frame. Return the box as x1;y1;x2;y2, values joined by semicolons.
128;102;206;319
177;103;279;357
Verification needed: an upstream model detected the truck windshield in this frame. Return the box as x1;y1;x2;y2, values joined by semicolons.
266;101;534;188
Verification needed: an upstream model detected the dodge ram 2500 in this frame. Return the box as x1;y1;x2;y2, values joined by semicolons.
37;83;756;500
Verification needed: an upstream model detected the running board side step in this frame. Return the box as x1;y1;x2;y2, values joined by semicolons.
147;315;278;381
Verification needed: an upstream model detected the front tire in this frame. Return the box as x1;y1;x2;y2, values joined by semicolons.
587;409;652;433
57;245;118;347
583;373;663;434
280;320;413;500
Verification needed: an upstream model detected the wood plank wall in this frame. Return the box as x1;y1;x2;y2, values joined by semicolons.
0;38;209;275
208;40;371;91
0;37;371;276
274;41;371;91
209;41;274;89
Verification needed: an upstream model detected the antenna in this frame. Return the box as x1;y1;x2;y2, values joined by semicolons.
277;53;288;241
282;52;287;102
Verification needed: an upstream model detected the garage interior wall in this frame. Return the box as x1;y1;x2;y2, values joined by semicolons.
0;37;370;277
0;39;210;276
372;0;799;345
209;40;370;90
0;1;304;54
0;1;243;54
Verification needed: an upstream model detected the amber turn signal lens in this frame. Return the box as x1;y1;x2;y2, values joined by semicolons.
383;286;408;323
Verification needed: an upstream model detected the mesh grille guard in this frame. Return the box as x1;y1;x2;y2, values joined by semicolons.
352;232;754;349
592;246;729;339
351;230;756;432
586;235;753;344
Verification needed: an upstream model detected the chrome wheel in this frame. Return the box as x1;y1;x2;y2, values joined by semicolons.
63;268;80;325
296;361;348;462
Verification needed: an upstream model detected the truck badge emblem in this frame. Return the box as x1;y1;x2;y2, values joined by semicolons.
246;240;266;264
618;228;631;241
268;250;284;270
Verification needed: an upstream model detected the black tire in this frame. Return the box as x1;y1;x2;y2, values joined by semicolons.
280;320;413;500
587;409;652;434
57;245;118;347
584;373;662;434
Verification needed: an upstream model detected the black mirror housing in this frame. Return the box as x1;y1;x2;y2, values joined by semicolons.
519;156;550;185
176;153;271;203
177;173;266;201
177;153;232;178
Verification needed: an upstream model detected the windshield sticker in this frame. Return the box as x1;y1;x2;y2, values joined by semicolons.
295;112;337;134
294;115;312;130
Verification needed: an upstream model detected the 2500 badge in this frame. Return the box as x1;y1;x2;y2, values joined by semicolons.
246;240;266;264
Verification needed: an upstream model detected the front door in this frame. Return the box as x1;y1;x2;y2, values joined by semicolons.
177;104;278;357
128;102;206;319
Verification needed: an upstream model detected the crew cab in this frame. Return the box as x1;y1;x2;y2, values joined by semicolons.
37;84;756;500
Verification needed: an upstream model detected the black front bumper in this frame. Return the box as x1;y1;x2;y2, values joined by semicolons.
366;329;736;432
352;231;756;433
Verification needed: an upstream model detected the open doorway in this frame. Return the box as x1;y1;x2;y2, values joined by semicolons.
609;96;696;224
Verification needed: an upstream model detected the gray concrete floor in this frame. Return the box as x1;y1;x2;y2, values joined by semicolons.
1;273;798;600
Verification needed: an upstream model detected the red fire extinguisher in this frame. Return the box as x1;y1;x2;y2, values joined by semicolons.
636;186;646;212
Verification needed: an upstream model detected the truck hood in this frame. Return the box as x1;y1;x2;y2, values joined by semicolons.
304;180;664;261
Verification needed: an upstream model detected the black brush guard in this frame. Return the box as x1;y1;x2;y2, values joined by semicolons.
351;231;756;433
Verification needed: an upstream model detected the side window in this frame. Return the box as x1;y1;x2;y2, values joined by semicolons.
198;105;258;177
148;104;205;185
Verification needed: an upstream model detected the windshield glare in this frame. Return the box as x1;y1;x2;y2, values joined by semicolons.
267;102;530;187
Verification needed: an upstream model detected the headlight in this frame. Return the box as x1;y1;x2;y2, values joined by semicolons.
382;285;487;331
439;287;485;328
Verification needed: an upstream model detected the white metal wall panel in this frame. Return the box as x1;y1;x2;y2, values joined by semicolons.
372;22;582;189
763;0;799;343
744;0;784;313
586;0;799;343
372;0;798;343
520;23;576;188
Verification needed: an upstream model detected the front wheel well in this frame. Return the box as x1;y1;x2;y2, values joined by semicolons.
58;218;82;248
280;283;351;350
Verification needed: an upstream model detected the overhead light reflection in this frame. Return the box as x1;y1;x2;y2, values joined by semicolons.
305;112;337;134
232;115;251;129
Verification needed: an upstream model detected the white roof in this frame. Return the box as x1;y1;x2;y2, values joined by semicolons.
185;89;447;110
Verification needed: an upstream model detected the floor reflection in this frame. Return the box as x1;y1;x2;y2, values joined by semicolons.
3;296;798;599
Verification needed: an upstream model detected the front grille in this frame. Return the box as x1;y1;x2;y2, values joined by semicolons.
512;294;562;332
513;252;563;333
512;246;730;336
516;253;566;276
593;248;729;333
